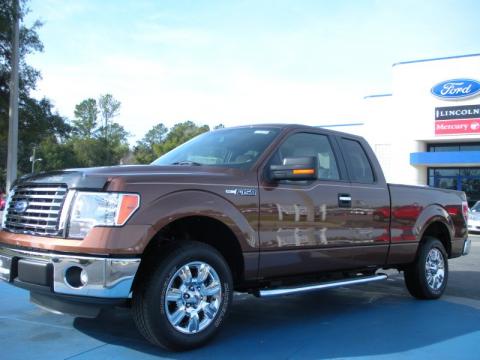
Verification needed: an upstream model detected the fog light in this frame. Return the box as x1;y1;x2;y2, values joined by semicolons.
80;269;88;286
65;266;88;288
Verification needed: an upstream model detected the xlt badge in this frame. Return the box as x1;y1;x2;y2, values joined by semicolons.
225;188;257;196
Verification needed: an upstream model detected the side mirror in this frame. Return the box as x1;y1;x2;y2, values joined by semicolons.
270;156;317;181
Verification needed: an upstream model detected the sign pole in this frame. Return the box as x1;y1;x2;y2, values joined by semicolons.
6;0;20;193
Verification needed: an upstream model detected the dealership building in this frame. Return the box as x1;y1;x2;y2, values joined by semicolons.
327;53;480;206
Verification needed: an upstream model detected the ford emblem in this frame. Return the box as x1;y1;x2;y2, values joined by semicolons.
431;78;480;100
14;200;29;214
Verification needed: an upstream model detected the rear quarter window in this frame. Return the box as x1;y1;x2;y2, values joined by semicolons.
341;138;375;183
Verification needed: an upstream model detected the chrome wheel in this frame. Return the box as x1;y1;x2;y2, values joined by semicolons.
425;248;445;291
164;261;222;334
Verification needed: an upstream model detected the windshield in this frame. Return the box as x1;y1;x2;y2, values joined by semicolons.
152;127;280;168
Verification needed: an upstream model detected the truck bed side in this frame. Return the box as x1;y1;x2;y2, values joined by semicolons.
387;183;468;265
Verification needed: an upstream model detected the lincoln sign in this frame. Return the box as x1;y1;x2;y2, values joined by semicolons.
435;104;480;136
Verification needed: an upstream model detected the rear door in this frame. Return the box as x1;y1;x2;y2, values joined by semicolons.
335;136;390;263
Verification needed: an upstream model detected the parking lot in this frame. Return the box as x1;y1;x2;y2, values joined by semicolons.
0;235;479;360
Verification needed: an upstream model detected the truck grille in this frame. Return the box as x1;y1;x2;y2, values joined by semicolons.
3;185;68;236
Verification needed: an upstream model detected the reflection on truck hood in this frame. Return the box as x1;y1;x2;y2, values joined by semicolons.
15;165;242;190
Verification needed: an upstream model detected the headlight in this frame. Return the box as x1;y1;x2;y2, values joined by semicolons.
68;192;140;239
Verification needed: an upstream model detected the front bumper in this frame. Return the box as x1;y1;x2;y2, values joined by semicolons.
468;220;480;232
0;245;141;299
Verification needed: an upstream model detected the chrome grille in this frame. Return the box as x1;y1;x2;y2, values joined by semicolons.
3;185;68;236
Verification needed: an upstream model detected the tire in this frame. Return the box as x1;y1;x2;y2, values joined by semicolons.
132;241;233;350
404;237;449;299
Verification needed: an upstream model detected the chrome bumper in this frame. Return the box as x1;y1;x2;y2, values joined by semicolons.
0;246;140;298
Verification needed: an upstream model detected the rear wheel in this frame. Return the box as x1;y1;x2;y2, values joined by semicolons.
404;237;448;299
133;241;233;350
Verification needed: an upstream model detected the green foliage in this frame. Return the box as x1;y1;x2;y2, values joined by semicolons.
72;98;97;138
37;137;78;172
97;93;120;139
0;1;224;183
0;0;44;99
133;123;168;164
69;94;129;167
133;121;211;164
153;121;210;157
69;137;105;168
0;0;70;190
144;123;168;145
17;96;71;173
133;122;230;164
100;122;130;165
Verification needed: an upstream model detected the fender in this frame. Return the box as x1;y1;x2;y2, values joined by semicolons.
413;204;455;246
387;204;454;266
133;189;258;253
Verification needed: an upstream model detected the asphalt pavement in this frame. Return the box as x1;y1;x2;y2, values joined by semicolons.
0;236;479;360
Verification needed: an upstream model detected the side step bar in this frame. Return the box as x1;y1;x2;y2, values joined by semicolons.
256;274;388;298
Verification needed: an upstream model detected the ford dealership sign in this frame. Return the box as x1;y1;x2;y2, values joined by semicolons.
431;78;480;100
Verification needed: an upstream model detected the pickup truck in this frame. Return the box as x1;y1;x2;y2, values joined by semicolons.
0;124;471;350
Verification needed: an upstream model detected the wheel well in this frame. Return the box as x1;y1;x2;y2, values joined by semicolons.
421;221;452;256
142;216;245;285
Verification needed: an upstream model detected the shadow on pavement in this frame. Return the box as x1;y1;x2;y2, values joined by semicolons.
447;270;480;300
73;283;480;359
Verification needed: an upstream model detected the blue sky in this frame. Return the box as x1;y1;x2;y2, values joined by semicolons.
26;0;480;142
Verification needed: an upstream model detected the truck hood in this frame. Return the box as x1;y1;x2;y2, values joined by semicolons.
15;165;245;190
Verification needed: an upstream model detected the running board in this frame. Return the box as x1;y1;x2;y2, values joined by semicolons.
256;274;388;298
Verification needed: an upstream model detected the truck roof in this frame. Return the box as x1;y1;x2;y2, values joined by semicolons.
222;123;361;139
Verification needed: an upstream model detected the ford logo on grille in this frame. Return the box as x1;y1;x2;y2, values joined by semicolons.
14;200;29;214
431;79;480;100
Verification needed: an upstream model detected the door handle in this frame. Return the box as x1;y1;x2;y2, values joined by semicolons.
338;193;352;208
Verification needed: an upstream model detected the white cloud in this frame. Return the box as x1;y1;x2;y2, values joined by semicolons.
29;0;90;22
31;54;364;144
131;24;212;47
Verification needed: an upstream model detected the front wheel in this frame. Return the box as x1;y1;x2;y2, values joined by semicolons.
133;241;233;350
404;237;449;299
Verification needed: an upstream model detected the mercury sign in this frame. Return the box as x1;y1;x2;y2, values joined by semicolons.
431;78;480;100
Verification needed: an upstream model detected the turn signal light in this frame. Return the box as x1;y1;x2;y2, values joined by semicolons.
116;194;141;225
292;169;315;175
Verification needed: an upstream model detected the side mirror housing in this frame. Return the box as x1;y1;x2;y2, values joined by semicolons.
270;156;317;181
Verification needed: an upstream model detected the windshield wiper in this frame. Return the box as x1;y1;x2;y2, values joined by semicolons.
171;160;203;166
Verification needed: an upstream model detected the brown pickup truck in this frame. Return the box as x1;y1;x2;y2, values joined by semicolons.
0;124;471;350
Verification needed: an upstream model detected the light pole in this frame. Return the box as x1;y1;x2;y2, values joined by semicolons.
30;147;42;174
6;0;20;193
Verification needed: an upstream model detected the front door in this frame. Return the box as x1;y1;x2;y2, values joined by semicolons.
258;131;388;278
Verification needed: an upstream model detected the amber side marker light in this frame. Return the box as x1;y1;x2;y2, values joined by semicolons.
116;194;140;225
292;169;315;175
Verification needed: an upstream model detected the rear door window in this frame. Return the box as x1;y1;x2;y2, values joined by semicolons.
341;139;375;183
